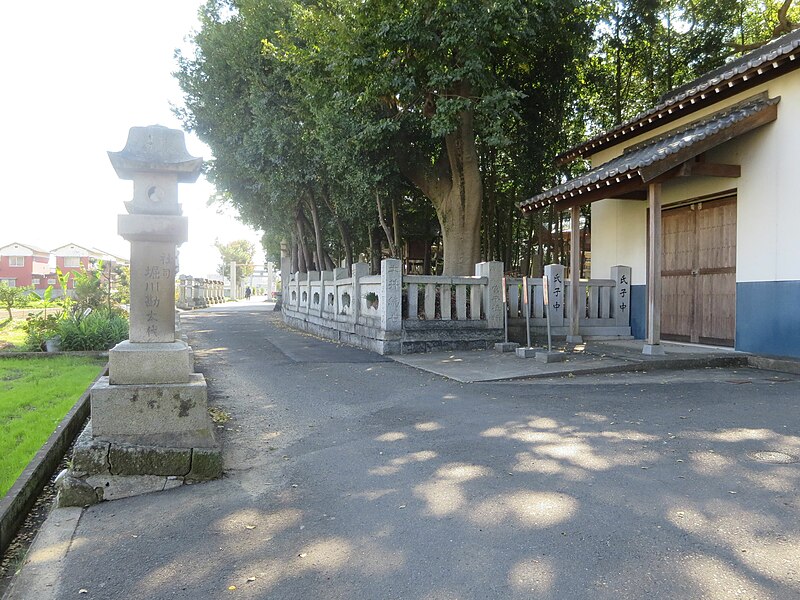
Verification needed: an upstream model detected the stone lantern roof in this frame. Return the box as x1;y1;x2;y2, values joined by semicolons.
107;125;202;183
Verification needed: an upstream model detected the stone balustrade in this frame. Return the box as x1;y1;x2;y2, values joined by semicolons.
282;259;504;354
176;275;225;310
505;265;632;338
282;260;633;354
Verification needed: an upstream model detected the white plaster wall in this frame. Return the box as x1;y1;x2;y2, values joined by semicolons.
589;70;800;283
0;244;35;257
52;244;93;257
591;200;647;285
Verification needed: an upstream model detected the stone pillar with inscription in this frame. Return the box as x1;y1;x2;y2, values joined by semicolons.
62;126;221;507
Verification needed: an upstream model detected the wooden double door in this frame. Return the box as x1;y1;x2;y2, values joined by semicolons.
661;196;737;346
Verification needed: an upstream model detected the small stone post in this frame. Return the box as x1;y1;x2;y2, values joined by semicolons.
476;261;504;330
544;264;565;327
351;262;370;323
611;265;632;327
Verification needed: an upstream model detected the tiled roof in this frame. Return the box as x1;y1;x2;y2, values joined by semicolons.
557;28;800;165
520;94;779;212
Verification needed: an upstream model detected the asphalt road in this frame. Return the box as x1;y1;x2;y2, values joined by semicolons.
46;301;800;599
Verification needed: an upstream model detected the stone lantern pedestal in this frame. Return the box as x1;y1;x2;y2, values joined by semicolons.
58;126;221;506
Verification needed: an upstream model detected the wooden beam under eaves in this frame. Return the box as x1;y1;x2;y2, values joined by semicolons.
677;160;741;178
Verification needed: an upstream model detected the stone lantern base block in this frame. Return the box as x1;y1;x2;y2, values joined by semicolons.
535;350;567;363
515;346;538;358
494;342;520;353
90;374;215;448
109;340;193;385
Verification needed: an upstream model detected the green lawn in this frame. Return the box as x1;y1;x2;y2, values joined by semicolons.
0;319;27;351
0;356;106;497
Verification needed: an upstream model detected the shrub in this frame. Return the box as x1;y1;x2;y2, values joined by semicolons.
57;309;129;351
23;313;61;351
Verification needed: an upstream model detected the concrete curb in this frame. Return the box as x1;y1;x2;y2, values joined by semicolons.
0;364;107;555
0;352;108;360
1;507;83;600
747;355;800;375
501;354;749;381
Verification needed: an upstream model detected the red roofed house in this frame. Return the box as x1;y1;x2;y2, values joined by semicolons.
0;242;52;290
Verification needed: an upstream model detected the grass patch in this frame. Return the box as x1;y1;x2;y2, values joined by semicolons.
0;320;26;352
0;356;105;497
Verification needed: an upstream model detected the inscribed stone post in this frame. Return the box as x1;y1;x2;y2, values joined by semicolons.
610;265;632;327
381;258;402;331
476;261;504;329
544;264;566;327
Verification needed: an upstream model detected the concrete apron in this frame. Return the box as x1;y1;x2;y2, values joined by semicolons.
390;339;750;383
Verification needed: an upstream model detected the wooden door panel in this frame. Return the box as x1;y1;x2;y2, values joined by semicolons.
662;274;693;340
660;196;736;346
698;272;736;345
662;208;694;273
697;199;736;271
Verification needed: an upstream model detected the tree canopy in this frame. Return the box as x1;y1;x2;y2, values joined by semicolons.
176;0;799;276
215;239;256;281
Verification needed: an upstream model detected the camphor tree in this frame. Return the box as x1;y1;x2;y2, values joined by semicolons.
177;0;796;277
177;0;591;275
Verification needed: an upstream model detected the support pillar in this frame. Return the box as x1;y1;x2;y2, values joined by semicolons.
567;205;583;344
644;182;665;356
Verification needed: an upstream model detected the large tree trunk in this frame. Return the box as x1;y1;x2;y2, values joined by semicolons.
398;86;482;276
320;187;353;270
376;192;398;258
295;211;312;272
290;233;299;273
369;225;382;275
305;193;326;273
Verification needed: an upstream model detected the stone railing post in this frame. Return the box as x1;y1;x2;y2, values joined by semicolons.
351;262;370;323
380;258;402;332
193;278;202;308
610;265;632;326
544;264;565;327
177;275;187;309
319;271;332;317
476;261;504;329
306;271;319;316
333;267;348;320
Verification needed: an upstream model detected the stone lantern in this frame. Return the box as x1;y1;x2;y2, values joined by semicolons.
61;126;221;506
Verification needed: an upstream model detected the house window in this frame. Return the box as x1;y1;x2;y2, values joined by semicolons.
32;278;41;285
64;257;81;268
9;256;25;267
47;278;56;285
0;278;16;287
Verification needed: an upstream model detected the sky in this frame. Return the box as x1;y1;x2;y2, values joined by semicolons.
0;1;264;278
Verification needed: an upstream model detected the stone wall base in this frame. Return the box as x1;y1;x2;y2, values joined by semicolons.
283;311;503;355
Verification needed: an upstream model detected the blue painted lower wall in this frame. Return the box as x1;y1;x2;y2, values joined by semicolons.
630;285;647;340
736;280;800;359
